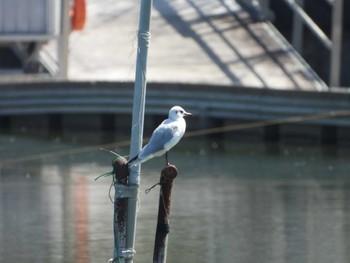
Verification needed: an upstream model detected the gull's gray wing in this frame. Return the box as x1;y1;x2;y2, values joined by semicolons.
139;122;178;158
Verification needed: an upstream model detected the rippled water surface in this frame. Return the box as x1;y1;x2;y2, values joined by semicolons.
1;134;350;263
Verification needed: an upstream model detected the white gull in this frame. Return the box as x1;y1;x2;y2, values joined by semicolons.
127;106;192;167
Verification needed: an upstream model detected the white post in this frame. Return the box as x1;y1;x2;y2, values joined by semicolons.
292;0;304;54
330;0;343;87
125;0;153;262
58;0;70;79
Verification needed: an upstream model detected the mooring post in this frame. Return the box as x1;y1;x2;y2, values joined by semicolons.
153;165;178;263
111;156;129;262
126;0;154;261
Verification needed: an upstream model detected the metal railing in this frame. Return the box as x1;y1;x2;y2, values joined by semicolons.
283;0;343;87
242;0;344;87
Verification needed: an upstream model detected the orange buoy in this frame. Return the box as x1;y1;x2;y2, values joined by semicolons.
71;0;86;31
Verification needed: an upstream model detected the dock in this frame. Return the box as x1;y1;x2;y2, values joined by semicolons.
1;0;349;143
1;81;349;143
65;0;326;90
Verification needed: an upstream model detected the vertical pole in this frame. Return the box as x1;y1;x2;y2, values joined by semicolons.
58;0;70;79
321;125;338;145
153;166;178;263
112;157;129;263
292;0;304;54
126;0;153;262
330;0;343;87
260;0;271;20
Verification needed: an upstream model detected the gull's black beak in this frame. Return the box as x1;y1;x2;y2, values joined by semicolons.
184;111;192;117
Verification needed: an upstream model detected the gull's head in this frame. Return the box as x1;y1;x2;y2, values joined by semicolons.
169;106;192;120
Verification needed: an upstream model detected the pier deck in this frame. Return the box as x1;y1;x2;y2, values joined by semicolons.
2;1;350;141
64;0;326;90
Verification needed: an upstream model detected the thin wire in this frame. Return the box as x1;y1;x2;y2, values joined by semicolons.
109;177;115;204
1;109;349;165
145;182;161;194
185;109;350;138
120;31;138;83
138;31;151;48
0;140;131;165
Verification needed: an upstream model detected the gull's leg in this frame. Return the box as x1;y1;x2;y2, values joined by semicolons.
165;152;170;166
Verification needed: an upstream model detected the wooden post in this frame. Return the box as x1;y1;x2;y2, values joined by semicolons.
153;165;178;263
321;125;338;145
264;124;280;142
111;156;129;263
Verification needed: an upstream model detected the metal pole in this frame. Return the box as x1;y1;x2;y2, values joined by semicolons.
153;166;178;263
126;0;154;262
330;0;343;87
58;0;70;79
283;0;332;50
259;0;271;20
291;0;304;54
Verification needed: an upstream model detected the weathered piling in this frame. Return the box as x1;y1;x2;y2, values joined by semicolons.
153;165;178;263
111;156;129;262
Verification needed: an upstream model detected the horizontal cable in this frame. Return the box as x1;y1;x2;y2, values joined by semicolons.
1;110;349;165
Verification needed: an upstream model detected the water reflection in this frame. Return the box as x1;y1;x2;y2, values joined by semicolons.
1;135;350;263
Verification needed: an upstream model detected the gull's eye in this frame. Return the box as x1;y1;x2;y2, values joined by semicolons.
179;110;183;114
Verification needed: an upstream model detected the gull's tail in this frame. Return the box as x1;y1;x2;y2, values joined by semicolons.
126;154;140;167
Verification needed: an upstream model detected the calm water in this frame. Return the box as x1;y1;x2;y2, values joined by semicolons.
1;134;350;263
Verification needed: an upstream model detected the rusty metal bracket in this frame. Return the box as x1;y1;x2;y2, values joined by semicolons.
114;184;138;199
